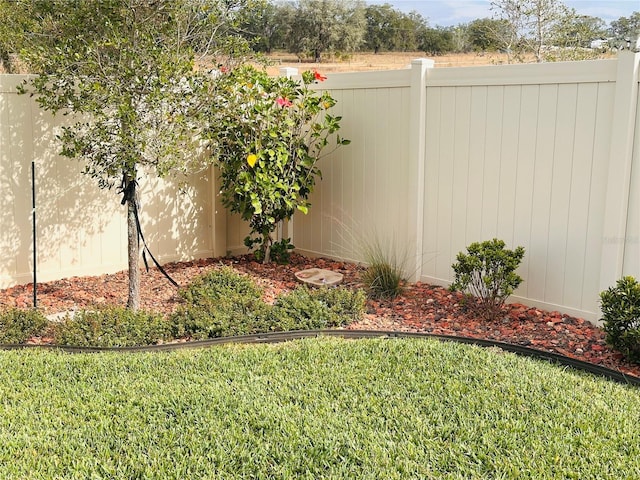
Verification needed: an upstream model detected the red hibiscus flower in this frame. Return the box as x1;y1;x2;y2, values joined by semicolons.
313;70;327;82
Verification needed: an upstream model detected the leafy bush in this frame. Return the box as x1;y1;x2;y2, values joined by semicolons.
178;266;263;306
271;286;366;330
170;295;271;340
53;307;170;347
0;308;48;344
360;235;408;299
171;267;271;339
211;65;349;263
600;276;640;363
450;239;525;320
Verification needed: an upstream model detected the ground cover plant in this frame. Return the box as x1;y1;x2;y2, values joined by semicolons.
0;337;638;479
0;308;47;344
43;267;366;346
52;306;171;347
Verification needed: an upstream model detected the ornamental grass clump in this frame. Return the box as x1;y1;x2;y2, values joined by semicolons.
600;276;640;363
361;236;408;300
450;239;525;320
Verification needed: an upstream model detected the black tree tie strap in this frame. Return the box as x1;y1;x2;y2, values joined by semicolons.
118;175;179;288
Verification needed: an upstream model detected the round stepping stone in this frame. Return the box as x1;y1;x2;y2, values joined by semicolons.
294;268;343;287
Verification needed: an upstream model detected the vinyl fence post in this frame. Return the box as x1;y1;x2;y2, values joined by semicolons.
599;51;640;293
407;58;434;282
279;67;299;244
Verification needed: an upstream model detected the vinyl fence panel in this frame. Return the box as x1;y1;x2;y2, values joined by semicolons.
292;69;415;264
291;54;640;323
0;75;217;289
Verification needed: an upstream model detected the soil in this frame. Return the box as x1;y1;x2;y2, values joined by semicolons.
1;253;638;379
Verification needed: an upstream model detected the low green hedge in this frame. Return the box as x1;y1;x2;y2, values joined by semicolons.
52;307;171;347
0;308;48;344
37;267;367;346
271;286;366;331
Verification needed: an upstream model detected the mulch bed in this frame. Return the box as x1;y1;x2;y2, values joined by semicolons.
1;253;639;379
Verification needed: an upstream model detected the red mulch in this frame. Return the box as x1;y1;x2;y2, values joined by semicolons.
1;253;638;378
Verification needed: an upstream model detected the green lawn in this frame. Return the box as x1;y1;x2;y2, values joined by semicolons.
0;337;638;479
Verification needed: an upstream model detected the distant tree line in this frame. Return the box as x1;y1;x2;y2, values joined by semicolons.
239;0;639;62
1;0;639;72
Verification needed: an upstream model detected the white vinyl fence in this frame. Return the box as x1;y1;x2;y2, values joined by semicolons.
2;52;639;323
0;75;225;288
291;52;640;323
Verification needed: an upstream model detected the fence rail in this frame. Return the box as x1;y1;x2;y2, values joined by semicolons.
2;52;639;323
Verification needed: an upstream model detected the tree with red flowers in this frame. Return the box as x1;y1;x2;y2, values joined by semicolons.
210;66;349;263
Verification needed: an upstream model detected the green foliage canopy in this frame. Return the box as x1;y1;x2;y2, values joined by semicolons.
210;66;348;262
18;0;257;309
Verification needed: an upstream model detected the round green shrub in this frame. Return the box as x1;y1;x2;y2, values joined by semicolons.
600;276;640;363
171;267;271;339
0;308;48;344
450;238;525;320
178;266;263;306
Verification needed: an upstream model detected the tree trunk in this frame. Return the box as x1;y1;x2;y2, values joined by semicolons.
126;180;141;311
262;232;272;264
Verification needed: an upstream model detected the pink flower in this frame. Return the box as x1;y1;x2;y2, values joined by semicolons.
313;70;327;82
276;97;293;107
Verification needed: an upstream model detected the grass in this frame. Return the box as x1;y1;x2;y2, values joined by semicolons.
360;234;410;299
0;337;638;479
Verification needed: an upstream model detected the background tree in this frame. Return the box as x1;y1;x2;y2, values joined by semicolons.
418;27;455;55
449;24;471;53
491;0;593;62
466;17;511;52
19;0;255;310
390;11;428;52
489;0;527;62
0;0;37;72
284;0;366;62
238;0;286;53
363;3;401;53
609;12;640;47
548;12;607;60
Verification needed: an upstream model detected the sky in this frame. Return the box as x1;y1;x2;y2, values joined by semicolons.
367;1;640;27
